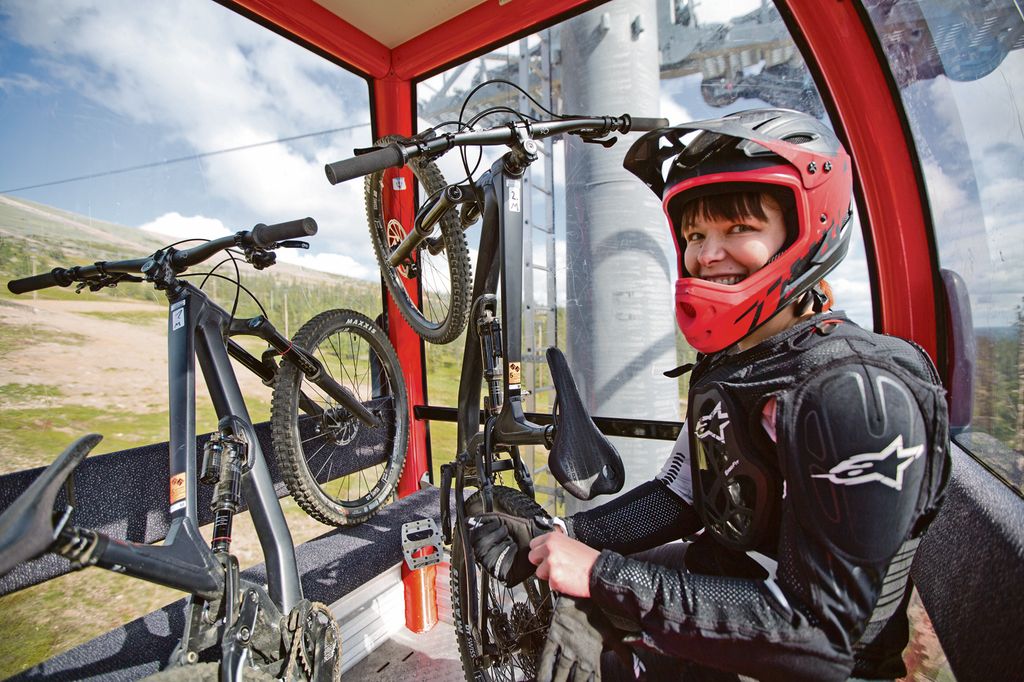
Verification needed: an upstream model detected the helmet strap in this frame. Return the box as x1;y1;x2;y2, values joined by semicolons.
796;285;829;316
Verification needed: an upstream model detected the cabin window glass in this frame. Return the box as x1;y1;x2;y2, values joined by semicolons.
0;0;375;465
414;0;874;504
862;0;1024;496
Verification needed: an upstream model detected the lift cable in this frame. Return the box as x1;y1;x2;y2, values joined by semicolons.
1;122;371;193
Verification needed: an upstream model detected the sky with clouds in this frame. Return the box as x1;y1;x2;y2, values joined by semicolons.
0;0;375;277
902;49;1024;329
2;0;1019;330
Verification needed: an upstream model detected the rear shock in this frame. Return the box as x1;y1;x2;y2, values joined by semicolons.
200;417;249;554
475;295;503;417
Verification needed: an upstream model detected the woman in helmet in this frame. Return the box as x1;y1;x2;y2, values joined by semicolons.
471;108;950;681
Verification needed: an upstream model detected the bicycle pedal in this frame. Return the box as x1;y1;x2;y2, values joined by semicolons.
401;518;444;570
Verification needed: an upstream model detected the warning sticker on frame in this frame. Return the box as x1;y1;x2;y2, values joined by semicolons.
508;362;522;384
169;474;186;504
507;181;521;213
392;177;407;191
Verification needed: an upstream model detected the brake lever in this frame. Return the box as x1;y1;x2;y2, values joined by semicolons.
581;135;618;148
276;240;309;250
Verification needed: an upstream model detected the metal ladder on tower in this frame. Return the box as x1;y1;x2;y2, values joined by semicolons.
517;31;565;515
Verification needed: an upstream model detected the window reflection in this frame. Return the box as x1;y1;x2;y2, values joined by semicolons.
862;0;1024;495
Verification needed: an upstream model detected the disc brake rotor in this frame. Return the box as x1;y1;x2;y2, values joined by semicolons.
385;219;416;279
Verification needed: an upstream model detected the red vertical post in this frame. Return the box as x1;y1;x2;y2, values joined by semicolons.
373;74;438;633
782;1;939;359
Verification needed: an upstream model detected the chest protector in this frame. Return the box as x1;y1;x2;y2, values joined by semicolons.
686;313;946;554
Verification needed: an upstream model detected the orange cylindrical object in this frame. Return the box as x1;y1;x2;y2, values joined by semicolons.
402;562;438;633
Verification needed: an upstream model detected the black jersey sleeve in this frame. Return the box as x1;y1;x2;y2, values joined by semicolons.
587;359;948;681
568;479;703;554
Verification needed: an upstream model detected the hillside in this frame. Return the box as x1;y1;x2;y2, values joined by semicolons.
0;194;387;471
0;194;383;323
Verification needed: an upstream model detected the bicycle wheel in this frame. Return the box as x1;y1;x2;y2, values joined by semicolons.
271;309;408;526
142;662;276;681
365;135;472;344
451;486;553;681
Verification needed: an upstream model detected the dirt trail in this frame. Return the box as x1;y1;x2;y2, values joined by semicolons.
0;297;268;411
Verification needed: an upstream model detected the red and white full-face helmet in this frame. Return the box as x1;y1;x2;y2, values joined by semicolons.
624;109;853;353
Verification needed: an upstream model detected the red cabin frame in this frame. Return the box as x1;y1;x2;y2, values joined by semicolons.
225;0;942;632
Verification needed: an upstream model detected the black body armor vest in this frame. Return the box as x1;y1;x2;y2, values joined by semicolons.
686;313;946;554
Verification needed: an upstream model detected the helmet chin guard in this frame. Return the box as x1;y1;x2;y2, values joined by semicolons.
624;109;853;353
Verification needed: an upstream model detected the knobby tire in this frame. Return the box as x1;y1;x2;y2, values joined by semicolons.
451;486;553;681
271;309;408;526
365;135;472;344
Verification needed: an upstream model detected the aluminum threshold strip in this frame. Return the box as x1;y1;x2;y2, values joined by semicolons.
330;564;406;674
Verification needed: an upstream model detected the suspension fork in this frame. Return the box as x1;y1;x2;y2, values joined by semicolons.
449;450;482;636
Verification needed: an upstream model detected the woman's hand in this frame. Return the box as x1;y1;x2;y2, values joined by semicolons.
528;531;600;597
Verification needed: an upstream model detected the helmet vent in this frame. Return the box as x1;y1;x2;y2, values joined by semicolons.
783;134;814;144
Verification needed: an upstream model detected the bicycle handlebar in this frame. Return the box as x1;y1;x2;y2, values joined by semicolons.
7;268;72;295
325;144;406;186
6;217;318;294
324;114;669;185
250;217;318;248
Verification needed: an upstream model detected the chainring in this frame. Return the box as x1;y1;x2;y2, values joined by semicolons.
285;601;341;682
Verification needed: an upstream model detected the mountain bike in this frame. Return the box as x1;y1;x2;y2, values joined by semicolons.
1;218;408;680
326;109;667;680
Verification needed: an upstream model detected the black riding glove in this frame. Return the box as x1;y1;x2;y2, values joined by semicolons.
538;595;628;682
468;511;554;586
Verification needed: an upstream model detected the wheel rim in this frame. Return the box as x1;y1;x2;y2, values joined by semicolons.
474;575;551;680
298;324;398;512
454;489;554;681
377;168;455;334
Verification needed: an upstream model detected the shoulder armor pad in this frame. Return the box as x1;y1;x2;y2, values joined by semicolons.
778;359;943;564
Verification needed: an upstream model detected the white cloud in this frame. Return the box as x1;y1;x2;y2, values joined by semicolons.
276;250;372;279
0;72;47;94
138;210;372;278
692;0;765;26
139;211;231;241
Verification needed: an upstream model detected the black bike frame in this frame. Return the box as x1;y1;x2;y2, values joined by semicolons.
60;280;302;614
450;149;554;637
456;154;549;455
173;281;302;612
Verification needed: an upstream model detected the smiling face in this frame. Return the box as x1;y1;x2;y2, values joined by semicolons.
677;190;807;350
680;192;789;285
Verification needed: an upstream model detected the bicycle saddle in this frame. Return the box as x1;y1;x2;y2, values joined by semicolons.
546;347;624;500
0;433;102;577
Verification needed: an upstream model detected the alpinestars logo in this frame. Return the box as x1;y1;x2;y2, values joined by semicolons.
812;435;925;491
695;402;730;443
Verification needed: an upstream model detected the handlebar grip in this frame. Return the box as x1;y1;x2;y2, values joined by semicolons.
325;144;405;185
628;117;671;131
250;217;318;248
7;268;70;294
